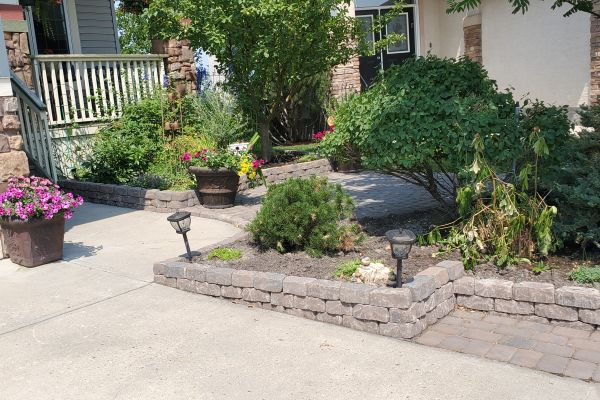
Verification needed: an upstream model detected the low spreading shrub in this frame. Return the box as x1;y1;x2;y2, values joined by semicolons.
247;177;361;256
208;247;242;261
569;266;600;284
333;259;361;279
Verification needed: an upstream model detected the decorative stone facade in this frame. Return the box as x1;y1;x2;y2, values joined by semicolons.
4;31;32;89
0;95;28;187
0;95;28;259
590;0;600;103
153;39;197;93
330;56;361;98
58;158;333;213
463;14;482;65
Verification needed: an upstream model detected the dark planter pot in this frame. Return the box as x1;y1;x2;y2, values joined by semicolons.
0;216;65;267
189;166;240;209
331;159;362;173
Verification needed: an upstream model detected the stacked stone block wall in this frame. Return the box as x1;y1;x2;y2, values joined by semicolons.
154;259;465;340
454;278;600;330
155;255;600;338
59;159;333;212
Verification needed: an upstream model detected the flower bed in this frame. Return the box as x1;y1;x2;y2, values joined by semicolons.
59;158;332;213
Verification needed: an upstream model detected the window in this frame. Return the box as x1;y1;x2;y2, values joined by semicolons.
386;13;409;54
31;2;70;54
357;15;375;54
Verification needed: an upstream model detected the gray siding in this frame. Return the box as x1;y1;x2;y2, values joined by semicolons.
74;0;119;54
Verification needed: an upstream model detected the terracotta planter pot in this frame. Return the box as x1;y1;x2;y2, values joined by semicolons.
189;166;240;209
0;216;65;267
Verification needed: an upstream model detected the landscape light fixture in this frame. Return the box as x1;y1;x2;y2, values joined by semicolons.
167;211;193;260
385;229;417;288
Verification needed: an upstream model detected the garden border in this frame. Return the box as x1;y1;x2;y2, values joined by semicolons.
58;158;332;213
153;258;600;338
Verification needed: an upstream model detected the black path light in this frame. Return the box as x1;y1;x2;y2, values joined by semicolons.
167;211;193;260
385;229;417;288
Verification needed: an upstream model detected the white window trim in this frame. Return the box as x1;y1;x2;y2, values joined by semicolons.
385;12;411;54
63;0;82;54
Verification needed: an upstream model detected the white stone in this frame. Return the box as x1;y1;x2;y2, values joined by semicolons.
352;262;392;285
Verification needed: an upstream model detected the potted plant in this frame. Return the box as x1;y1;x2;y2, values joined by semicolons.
315;125;362;173
182;135;265;209
0;176;84;267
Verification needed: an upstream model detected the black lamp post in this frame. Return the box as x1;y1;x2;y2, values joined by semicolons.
385;229;417;288
167;211;193;260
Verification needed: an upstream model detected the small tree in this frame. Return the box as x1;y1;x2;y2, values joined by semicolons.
116;6;151;54
147;0;362;160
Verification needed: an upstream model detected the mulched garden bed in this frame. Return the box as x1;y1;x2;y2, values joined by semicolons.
194;210;600;288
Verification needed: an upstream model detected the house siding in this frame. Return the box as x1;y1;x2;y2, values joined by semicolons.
74;0;119;54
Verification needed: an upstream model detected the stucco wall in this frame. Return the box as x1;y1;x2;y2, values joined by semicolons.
481;1;589;106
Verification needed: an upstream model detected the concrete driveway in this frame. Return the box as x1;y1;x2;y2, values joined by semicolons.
0;204;598;399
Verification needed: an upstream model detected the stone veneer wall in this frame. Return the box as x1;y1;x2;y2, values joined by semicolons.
154;260;463;339
159;39;197;94
0;95;28;258
155;258;600;337
4;31;32;89
463;15;482;65
330;56;361;98
59;159;333;213
591;0;600;103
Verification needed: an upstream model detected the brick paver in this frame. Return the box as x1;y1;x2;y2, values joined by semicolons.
415;309;600;382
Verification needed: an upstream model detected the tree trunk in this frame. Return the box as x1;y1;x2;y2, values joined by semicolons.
259;120;272;162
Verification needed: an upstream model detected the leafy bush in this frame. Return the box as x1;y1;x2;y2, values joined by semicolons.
208;247;242;261
543;128;600;249
569;266;600;284
247;177;360;256
327;56;521;211
75;119;162;184
423;133;558;269
333;259;361;279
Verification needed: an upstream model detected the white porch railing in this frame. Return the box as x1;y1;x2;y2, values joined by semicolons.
31;54;166;127
11;72;58;182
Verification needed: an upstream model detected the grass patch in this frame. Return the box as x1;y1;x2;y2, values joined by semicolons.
569;265;600;284
208;247;242;261
333;259;361;279
273;143;320;153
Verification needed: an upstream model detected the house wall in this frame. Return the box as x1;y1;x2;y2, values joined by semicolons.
480;0;589;107
423;0;590;107
74;0;119;54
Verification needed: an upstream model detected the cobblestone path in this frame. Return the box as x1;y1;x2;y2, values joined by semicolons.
417;309;600;382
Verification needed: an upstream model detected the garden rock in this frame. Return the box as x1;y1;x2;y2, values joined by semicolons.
351;262;392;286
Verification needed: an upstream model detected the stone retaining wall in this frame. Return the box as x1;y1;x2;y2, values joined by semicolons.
454;277;600;330
59;159;332;213
154;257;600;338
153;259;465;339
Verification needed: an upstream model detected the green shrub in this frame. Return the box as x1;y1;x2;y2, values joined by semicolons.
247;177;359;256
327;56;521;211
333;259;361;279
75;119;162;184
185;91;248;149
543;129;600;249
569;266;600;284
208;247;242;261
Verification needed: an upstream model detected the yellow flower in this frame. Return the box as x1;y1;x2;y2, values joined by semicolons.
248;171;256;180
